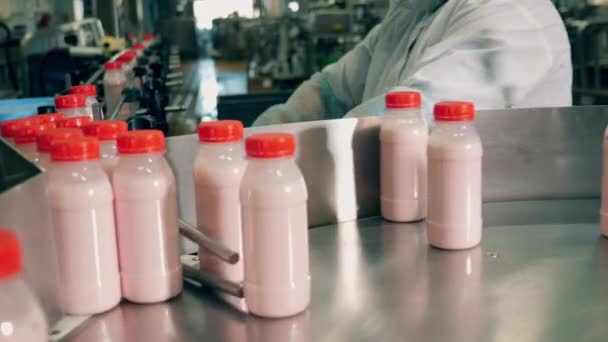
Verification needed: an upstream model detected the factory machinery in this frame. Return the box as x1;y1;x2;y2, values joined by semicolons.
212;0;382;88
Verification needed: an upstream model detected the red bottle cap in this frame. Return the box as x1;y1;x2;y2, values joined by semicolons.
14;123;56;145
117;130;165;154
37;128;84;153
69;85;97;97
51;136;100;162
83;120;128;141
1;117;38;138
143;34;154;41
0;229;21;279
104;61;123;70
55;116;93;129
117;51;137;62
245;133;296;159
385;91;421;109
433;101;475;122
55;94;86;109
133;43;144;50
198;120;244;143
37;113;65;124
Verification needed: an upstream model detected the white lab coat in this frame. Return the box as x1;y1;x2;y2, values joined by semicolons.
253;0;572;125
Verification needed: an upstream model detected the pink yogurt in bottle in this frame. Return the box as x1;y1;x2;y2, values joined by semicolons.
380;91;428;222
83;120;128;176
69;85;99;118
55;116;93;130
113;130;183;303
427;101;483;250
55;94;90;118
103;61;127;116
48;137;122;314
241;133;310;318
193;120;246;310
13;123;56;163
0;229;48;342
36;128;83;171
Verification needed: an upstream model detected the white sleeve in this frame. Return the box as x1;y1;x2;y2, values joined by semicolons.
348;1;566;119
404;1;560;107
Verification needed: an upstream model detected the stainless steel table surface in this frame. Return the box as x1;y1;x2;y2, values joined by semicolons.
63;200;608;342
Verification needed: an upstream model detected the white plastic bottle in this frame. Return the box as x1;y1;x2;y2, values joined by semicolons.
427;101;483;250
69;85;99;118
13;123;55;162
380;91;428;222
36;128;83;171
55;116;93;130
48;137;122;314
103;61;127;116
113;130;183;303
0;229;48;342
54;94;90;118
83;120;128;176
241;133;310;318
193;120;246;310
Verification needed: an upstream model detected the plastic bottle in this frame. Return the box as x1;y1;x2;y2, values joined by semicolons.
55;94;90;118
13;123;55;162
427;101;483;250
103;61;127;117
132;43;145;56
55;116;93;130
36;128;83;171
69;85;99;118
380;91;428;222
241;133;310;318
118;51;138;88
48;137;122;314
113;130;182;303
36;113;65;125
193;120;246;310
143;34;155;48
0;229;48;342
83;120;128;176
0;117;40;146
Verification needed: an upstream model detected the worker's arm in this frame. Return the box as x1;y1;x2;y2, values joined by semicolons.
346;1;571;119
253;24;382;126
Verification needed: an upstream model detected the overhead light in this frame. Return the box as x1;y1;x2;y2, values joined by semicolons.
288;1;300;12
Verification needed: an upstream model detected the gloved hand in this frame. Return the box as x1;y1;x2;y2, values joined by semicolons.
252;104;301;127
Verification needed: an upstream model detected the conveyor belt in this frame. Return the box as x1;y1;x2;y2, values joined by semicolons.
63;200;607;342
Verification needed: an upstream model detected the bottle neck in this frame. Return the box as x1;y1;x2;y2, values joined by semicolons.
386;107;422;117
247;156;295;167
51;158;100;169
434;120;475;128
118;152;164;162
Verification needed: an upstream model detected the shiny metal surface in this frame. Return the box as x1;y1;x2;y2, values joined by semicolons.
65;200;608;342
167;106;608;229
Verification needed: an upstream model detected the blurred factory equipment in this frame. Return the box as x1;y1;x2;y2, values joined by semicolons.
213;0;382;124
562;0;608;105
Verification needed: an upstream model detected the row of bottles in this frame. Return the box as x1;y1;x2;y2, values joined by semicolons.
380;91;483;250
193;121;310;318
